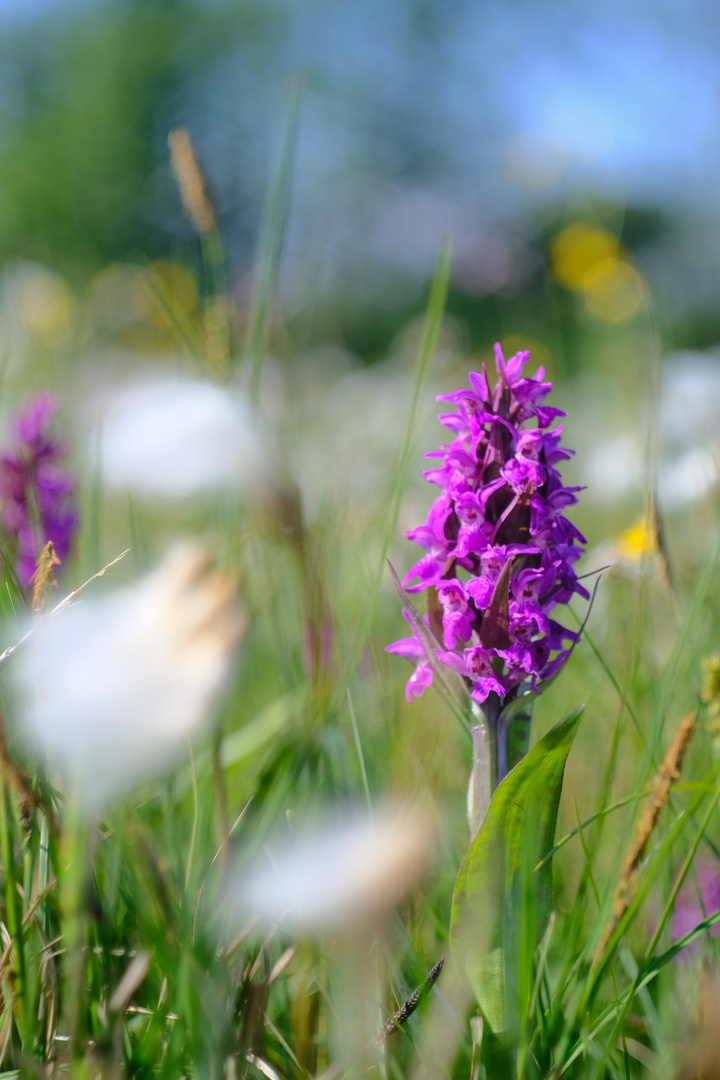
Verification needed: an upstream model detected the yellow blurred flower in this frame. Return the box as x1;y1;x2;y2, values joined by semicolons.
86;263;139;332
549;223;645;324
596;506;671;589
582;258;644;324
17;272;76;346
550;224;619;291
617;515;657;562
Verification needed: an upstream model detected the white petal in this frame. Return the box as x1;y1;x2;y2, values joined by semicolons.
12;544;244;812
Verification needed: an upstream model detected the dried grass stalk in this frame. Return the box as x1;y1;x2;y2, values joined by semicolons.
31;541;60;615
168;127;217;235
0;548;129;670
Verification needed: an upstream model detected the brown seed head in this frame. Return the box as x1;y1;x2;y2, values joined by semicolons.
31;541;61;615
168;127;217;235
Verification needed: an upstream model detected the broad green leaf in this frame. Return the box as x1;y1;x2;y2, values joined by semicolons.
450;706;583;1044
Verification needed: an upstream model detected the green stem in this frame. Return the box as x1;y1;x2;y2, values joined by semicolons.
58;794;89;1060
201;229;231;375
0;780;25;1037
246;79;303;404
481;693;503;794
467;705;491;838
38;813;50;940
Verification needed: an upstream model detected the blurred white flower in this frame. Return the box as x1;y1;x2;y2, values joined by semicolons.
12;544;245;812
288;353;440;522
225;805;433;934
97;377;271;498
579;352;720;508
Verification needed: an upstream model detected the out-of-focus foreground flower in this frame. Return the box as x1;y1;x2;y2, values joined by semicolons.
97;377;272;498
12;543;245;812
224;805;435;1070
387;345;586;706
0;394;77;585
225;805;433;934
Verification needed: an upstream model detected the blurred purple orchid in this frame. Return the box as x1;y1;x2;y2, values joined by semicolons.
0;394;78;586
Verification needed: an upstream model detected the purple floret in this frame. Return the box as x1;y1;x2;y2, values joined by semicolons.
671;865;720;954
0;394;78;586
385;610;434;702
387;345;586;706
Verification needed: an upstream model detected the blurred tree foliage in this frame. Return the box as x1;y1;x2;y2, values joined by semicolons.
0;0;274;283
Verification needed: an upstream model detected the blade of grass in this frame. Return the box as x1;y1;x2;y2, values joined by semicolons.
347;690;373;824
535;790;647;871
645;784;720;958
247;78;304;403
331;242;454;715
561;899;720;1073
568;613;645;752
591;776;714;989
643;529;720;775
554;768;718;1069
572;609;720;865
618;947;665;1065
585;775;720;1077
378;242;453;568
133;262;204;366
184;740;199;894
0;784;24;1037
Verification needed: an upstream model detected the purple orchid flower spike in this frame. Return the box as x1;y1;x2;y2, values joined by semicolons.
0;394;78;586
387;345;587;801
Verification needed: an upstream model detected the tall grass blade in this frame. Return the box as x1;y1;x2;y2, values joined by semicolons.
247;79;303;403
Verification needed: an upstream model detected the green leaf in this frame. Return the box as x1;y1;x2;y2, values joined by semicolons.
450;705;583;1045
